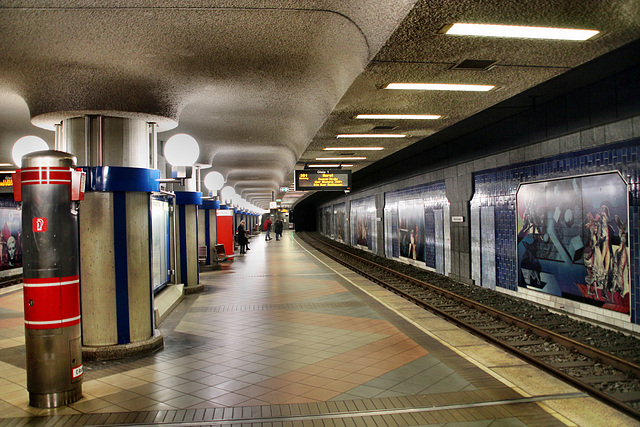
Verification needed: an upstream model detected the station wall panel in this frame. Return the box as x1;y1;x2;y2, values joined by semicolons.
472;137;640;325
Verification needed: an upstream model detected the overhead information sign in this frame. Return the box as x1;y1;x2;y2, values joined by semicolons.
295;169;351;191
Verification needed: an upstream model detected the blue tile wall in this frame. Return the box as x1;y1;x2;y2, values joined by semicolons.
473;137;640;323
391;209;399;258
424;211;436;268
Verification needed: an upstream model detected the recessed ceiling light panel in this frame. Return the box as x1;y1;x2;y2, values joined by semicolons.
336;134;406;138
355;114;441;120
442;23;599;41
384;83;494;91
308;164;354;168
316;157;367;161
323;147;384;151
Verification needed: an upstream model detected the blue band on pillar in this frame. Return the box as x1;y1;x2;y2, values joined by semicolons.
113;192;131;344
200;200;220;210
204;209;211;264
175;191;202;205
83;166;160;192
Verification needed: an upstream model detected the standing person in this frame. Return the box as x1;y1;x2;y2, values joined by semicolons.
264;218;273;241
237;220;248;254
274;219;283;241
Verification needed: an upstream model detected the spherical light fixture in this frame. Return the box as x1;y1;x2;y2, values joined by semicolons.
163;133;199;166
12;135;49;167
204;171;225;191
220;186;236;203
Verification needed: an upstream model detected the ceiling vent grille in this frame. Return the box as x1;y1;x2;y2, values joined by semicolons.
451;59;497;70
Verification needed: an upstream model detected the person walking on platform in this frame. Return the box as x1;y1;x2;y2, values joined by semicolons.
274;219;283;241
237;220;248;254
264;218;273;241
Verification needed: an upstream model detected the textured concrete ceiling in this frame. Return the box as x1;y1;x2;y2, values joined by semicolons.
0;1;638;208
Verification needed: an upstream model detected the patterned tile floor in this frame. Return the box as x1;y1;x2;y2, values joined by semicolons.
0;233;635;426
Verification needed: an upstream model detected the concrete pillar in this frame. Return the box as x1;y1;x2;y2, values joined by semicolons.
198;200;220;270
445;173;474;285
64;116;164;359
175;191;203;294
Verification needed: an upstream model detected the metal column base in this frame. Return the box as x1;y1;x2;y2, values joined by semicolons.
30;386;82;408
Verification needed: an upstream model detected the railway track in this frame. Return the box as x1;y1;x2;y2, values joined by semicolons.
0;275;22;290
298;232;640;421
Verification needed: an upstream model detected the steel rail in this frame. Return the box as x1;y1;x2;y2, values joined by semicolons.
300;232;640;421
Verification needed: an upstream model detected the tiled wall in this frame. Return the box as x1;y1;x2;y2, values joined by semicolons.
472;137;640;326
317;121;640;330
385;181;449;271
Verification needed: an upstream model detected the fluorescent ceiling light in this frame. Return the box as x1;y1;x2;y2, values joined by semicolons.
385;83;494;92
336;134;406;138
316;157;366;161
308;164;354;168
323;147;384;151
443;23;599;41
355;114;441;120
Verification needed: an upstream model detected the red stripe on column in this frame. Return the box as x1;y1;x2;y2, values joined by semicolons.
23;276;80;329
60;279;80;327
21;167;72;186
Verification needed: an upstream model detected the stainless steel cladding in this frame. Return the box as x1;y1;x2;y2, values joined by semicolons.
18;150;84;408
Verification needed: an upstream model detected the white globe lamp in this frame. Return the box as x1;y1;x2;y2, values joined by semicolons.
12;136;49;167
204;171;225;192
164;133;199;166
220;186;236;204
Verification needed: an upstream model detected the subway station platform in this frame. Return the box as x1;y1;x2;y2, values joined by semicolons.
0;233;636;426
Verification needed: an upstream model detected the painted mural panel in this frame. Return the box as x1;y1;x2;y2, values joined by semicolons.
398;199;425;262
0;206;22;271
350;197;376;252
516;172;629;313
323;206;332;236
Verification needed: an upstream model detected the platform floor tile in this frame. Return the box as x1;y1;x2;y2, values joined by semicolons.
0;234;635;425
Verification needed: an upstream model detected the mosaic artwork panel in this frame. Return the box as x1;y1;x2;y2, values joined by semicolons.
323;206;332;237
385;181;448;268
350;196;377;253
333;203;347;242
516;172;630;314
473;138;639;322
398;199;425;262
0;205;22;271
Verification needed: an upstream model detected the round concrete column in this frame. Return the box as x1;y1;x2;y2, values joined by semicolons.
63;116;164;359
198;200;221;271
175;191;204;294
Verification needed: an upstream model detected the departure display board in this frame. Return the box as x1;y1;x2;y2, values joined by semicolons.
295;169;351;191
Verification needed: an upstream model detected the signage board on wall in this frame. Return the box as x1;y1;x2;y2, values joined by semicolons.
295;170;351;191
